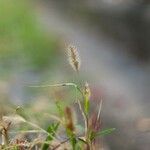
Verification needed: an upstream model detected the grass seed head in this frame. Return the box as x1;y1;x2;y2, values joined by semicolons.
67;45;81;72
65;107;75;132
84;82;91;99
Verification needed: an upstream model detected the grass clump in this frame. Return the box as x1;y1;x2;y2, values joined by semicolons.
0;45;115;149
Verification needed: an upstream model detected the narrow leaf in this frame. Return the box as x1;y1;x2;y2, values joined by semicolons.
90;128;116;141
42;123;59;150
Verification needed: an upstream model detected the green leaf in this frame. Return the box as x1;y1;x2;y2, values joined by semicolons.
71;136;77;150
84;97;90;115
66;129;77;150
42;123;59;150
90;128;116;141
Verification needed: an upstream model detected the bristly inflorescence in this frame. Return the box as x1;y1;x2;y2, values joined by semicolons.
67;45;81;72
84;82;91;100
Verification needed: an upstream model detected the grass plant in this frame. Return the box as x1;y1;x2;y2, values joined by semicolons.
0;45;115;150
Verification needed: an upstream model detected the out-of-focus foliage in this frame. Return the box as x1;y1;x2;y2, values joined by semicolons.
49;0;150;62
0;0;59;73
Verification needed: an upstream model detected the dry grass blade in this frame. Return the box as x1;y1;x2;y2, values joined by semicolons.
97;100;103;123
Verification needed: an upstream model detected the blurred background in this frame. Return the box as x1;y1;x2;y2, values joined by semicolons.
0;0;150;149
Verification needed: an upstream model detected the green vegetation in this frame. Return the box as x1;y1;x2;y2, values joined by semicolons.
0;1;115;149
0;45;115;149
